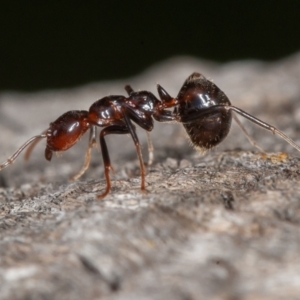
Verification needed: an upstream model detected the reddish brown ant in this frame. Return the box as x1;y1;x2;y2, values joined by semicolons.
1;72;300;198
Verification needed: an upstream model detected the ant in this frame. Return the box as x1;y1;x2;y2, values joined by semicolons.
1;72;300;198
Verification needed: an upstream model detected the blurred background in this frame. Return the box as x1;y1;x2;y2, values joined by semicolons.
1;1;300;92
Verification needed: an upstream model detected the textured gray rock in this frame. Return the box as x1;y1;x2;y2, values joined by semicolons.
1;54;300;299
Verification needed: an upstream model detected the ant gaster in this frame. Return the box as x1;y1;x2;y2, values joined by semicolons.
1;72;300;198
176;72;300;153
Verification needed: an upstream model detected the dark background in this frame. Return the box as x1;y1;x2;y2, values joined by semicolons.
1;1;300;92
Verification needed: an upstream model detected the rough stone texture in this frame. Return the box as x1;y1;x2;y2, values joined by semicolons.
1;54;300;299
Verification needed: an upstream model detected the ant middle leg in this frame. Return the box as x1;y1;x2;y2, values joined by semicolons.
146;131;154;166
121;109;153;193
97;125;131;198
124;84;154;166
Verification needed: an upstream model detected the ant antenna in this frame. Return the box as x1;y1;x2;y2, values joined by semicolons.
0;134;47;170
24;130;47;160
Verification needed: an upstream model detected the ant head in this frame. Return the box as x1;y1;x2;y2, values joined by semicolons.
45;110;90;160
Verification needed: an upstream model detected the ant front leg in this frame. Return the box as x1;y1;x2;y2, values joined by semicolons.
70;126;98;181
145;131;154;166
97;125;131;198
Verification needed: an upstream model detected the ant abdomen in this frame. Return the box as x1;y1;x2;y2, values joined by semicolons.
182;108;232;151
176;72;232;151
176;72;300;155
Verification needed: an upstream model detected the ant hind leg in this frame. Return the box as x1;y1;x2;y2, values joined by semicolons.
233;114;266;153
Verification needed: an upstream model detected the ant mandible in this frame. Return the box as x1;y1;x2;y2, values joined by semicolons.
1;72;300;198
0;83;178;198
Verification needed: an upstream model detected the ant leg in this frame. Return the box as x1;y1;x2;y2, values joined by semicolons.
0;134;47;170
124;84;154;165
24;130;47;160
122;109;146;192
233;114;266;153
70;126;97;181
228;106;300;152
97;125;130;199
146;131;154;166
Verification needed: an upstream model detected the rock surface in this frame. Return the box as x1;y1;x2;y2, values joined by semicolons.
1;54;300;299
